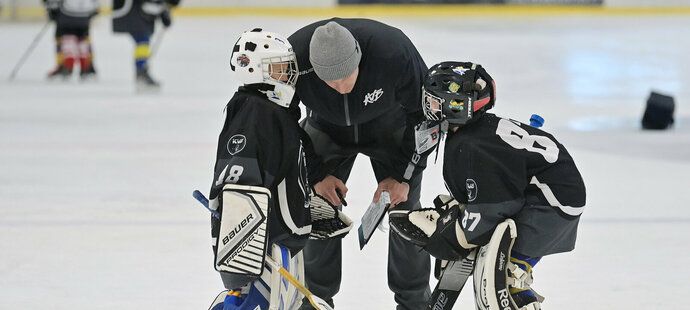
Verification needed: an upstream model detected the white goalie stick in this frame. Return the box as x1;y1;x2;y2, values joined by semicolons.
194;190;333;310
427;250;477;310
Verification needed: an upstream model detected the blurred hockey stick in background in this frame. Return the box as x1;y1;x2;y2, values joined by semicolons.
149;15;171;60
8;20;52;81
150;28;166;59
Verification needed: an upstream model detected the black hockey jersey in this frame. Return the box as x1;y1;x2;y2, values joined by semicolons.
44;0;98;27
443;113;586;248
288;18;429;183
210;88;311;252
112;0;179;35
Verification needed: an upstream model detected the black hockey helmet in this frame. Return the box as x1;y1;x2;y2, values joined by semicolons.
422;61;496;126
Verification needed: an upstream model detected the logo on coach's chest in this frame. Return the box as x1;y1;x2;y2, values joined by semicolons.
227;134;247;155
363;88;384;106
466;179;477;202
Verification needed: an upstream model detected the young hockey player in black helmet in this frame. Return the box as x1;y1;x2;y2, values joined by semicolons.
390;61;586;310
206;29;349;310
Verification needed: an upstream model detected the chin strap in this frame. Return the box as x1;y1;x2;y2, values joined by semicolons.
433;120;449;164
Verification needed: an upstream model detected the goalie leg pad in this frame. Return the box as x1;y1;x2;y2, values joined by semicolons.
267;244;305;309
473;219;518;310
215;184;271;280
213;244;306;310
473;219;544;310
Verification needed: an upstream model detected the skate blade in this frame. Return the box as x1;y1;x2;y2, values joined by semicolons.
135;83;162;93
79;75;98;83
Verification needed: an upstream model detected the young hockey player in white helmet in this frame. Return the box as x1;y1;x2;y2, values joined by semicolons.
206;29;350;310
390;61;586;310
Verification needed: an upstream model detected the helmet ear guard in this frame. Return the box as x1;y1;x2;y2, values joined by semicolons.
422;61;496;126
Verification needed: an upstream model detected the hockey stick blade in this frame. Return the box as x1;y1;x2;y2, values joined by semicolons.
427;250;476;310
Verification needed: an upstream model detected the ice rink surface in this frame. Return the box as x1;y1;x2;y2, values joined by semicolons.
1;13;689;309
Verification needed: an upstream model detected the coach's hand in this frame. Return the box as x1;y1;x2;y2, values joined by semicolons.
314;175;348;207
374;177;409;207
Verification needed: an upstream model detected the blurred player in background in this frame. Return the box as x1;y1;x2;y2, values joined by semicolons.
288;18;432;310
43;0;99;81
390;61;586;310
112;0;179;91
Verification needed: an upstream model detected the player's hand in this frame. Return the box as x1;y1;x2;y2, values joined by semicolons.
373;177;409;207
313;175;348;207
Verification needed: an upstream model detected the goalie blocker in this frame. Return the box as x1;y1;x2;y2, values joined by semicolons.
214;184;353;287
214;184;271;287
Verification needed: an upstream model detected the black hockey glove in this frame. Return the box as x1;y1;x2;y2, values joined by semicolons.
308;193;353;240
160;9;172;28
390;204;473;261
47;9;59;21
44;0;60;21
433;194;461;211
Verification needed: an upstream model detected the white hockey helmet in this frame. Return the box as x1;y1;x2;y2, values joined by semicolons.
230;28;299;107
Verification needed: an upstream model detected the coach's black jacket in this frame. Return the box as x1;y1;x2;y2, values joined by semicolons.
112;0;179;35
288;18;429;183
209;87;313;253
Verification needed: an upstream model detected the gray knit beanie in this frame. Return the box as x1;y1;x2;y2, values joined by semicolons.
309;21;361;81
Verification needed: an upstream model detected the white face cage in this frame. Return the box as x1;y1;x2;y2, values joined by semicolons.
422;87;445;121
262;55;298;88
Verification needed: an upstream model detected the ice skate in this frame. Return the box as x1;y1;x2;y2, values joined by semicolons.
135;68;161;92
47;65;72;80
79;65;97;82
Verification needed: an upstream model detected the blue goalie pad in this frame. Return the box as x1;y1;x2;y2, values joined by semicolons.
222;281;270;310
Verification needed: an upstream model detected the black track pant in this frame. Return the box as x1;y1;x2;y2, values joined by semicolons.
300;119;431;310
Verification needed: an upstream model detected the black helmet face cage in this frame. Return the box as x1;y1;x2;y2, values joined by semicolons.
422;86;444;121
423;61;494;125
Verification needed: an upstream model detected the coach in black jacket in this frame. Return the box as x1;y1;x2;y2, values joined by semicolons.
289;18;431;310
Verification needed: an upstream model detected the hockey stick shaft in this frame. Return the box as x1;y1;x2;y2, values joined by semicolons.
9;20;52;81
150;27;166;59
192;190;220;219
192;190;332;310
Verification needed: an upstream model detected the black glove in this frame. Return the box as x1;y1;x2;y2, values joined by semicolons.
160;9;172;28
47;9;59;21
422;206;473;260
44;0;60;21
390;205;472;261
